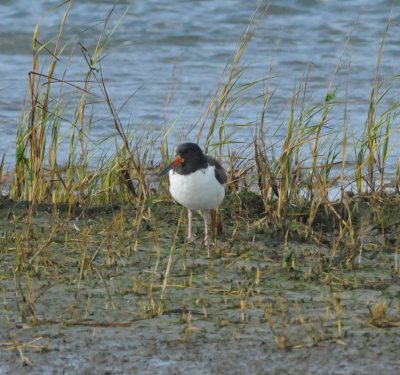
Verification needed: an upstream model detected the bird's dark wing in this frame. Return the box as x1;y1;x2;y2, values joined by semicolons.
206;156;227;185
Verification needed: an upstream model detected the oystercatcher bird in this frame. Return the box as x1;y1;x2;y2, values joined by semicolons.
159;143;226;245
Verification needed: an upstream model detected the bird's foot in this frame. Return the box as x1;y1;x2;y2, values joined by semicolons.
204;235;215;247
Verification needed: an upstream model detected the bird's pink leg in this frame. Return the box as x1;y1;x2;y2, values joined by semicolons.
202;209;212;246
187;209;193;241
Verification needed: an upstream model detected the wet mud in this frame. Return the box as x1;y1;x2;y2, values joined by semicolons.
1;194;399;374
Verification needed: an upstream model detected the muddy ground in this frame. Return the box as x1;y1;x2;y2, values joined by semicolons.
0;194;399;374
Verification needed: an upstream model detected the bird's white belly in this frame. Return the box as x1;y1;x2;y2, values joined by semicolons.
169;166;225;210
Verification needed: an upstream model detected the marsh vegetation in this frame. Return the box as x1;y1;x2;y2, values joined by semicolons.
1;1;400;373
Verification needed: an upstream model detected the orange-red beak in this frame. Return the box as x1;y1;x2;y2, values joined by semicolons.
158;155;185;177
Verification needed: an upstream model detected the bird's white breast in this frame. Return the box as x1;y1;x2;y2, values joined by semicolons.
169;166;225;210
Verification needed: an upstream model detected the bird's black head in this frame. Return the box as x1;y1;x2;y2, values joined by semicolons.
177;143;204;159
158;142;207;177
175;143;207;174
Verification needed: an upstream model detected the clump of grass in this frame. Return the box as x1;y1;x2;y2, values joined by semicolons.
264;291;345;349
367;301;400;328
11;2;146;211
1;334;48;366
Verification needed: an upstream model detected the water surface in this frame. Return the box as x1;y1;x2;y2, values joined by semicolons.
0;0;399;170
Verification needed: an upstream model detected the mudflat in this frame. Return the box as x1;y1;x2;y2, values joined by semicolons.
1;194;399;374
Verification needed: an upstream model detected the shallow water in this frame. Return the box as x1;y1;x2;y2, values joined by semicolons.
0;0;399;169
